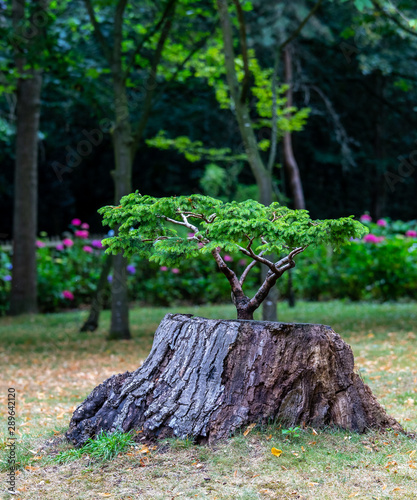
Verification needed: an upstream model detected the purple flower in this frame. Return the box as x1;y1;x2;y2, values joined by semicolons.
91;239;103;249
3;275;12;282
81;223;89;229
224;255;233;262
406;230;417;238
56;244;64;251
187;232;195;238
62;290;74;300
171;268;180;274
83;245;93;253
36;240;45;248
71;218;82;226
107;275;113;282
360;214;372;222
376;219;387;227
160;266;168;272
126;265;136;274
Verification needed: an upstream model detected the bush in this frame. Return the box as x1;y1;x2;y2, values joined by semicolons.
0;216;416;315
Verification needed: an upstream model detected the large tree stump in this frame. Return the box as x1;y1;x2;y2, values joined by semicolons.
66;314;402;447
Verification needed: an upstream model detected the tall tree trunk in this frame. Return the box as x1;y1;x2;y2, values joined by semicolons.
109;76;133;340
67;314;403;447
217;0;277;321
283;45;305;211
371;75;386;220
10;0;43;315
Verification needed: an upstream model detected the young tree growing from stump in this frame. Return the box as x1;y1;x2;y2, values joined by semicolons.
67;194;404;447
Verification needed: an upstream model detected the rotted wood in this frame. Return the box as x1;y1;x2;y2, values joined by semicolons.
66;314;403;447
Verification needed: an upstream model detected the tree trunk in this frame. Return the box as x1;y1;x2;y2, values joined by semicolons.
217;0;277;321
67;314;402;447
109;76;133;340
283;45;305;211
80;254;112;332
9;0;43;315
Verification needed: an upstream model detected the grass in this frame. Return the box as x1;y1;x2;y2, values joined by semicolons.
0;300;416;499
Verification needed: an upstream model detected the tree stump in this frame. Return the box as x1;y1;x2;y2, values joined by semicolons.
66;314;402;447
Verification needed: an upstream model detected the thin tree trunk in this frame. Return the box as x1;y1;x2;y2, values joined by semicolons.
10;0;43;315
217;0;277;321
283;45;305;211
80;254;112;332
109;76;133;340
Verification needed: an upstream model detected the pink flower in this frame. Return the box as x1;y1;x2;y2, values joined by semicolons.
81;223;89;229
187;232;195;238
171;268;180;274
83;245;93;253
224;255;233;262
62;238;74;247
91;239;103;249
363;234;384;243
160;266;168;271
36;240;45;248
238;259;247;266
75;230;89;239
198;242;204;248
71;218;82;226
56;244;64;251
376;219;387;227
360;214;372;222
406;230;417;238
62;290;74;300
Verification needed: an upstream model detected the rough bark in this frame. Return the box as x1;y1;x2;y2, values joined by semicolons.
67;314;402;447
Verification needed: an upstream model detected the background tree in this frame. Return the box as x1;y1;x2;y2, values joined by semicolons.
8;0;50;315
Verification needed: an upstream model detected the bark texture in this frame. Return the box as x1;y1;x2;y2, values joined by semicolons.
67;314;402;447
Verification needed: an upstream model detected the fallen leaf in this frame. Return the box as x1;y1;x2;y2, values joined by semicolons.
308;482;319;487
308;441;317;446
392;487;402;492
348;493;360;498
312;428;318;436
243;423;256;437
271;448;282;457
265;434;272;440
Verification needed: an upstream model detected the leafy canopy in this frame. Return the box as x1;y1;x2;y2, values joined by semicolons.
100;193;368;267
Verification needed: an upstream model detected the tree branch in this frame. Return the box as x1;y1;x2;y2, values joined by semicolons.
232;0;250;103
212;248;245;299
131;0;177;158
239;254;262;286
123;0;178;82
113;0;129;71
371;0;417;38
83;0;113;63
278;0;323;52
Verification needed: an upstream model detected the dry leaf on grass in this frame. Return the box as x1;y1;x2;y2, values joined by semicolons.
271;448;282;457
243;423;256;436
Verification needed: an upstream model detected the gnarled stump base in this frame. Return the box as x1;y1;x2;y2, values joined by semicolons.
66;314;402;447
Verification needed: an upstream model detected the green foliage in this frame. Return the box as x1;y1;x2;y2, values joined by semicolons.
53;430;135;464
281;426;301;440
99;193;367;268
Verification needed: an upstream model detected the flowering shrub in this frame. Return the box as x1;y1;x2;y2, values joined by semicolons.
0;216;416;315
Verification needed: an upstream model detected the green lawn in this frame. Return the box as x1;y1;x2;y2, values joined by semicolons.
1;301;416;499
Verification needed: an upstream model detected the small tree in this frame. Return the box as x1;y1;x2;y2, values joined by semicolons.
67;194;404;447
100;193;367;320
